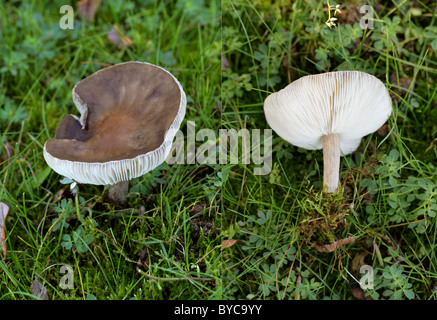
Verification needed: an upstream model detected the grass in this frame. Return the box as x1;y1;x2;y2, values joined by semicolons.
221;0;437;300
0;0;221;300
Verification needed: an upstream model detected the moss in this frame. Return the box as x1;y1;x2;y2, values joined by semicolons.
298;187;350;245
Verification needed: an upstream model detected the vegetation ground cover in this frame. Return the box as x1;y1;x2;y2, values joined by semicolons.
0;0;221;300
222;0;437;300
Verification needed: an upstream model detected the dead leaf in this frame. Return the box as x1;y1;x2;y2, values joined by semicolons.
54;188;67;201
77;0;101;23
136;248;149;272
221;55;231;71
189;204;206;217
351;250;371;274
222;239;238;248
313;236;355;253
213;100;222;119
31;277;49;300
107;24;133;48
0;202;9;258
377;124;390;137
350;285;372;300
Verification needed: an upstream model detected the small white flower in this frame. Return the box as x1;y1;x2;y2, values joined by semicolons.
326;20;335;28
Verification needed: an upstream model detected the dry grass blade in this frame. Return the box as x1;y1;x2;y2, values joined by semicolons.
1;141;13;165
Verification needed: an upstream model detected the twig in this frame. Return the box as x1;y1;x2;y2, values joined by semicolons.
313;235;355;253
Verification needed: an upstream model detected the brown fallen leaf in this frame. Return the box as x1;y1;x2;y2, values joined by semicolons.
221;55;231;71
222;239;238;248
351;250;371;274
0;202;9;258
313;236;355;253
296;273;302;285
31;277;49;300
350;285;372;300
107;24;133;48
77;0;101;23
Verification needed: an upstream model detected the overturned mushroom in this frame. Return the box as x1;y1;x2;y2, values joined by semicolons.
44;61;186;204
264;71;392;193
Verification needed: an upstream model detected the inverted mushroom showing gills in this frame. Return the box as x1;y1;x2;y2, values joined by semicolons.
264;71;392;193
44;61;186;203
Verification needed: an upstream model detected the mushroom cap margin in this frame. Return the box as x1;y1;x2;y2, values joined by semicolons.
43;61;186;185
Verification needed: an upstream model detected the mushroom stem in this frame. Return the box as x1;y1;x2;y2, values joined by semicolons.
108;180;129;204
321;133;340;193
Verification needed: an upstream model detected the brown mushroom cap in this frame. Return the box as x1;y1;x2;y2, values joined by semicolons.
43;61;186;185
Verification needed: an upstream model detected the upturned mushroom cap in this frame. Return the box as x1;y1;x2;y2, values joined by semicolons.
264;71;392;155
43;61;186;185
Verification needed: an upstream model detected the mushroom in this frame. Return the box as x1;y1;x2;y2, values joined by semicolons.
43;61;186;204
264;70;392;193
